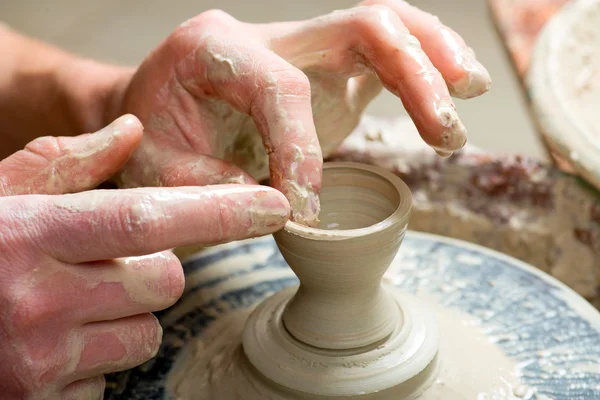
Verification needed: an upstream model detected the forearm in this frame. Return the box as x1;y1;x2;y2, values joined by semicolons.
0;25;133;159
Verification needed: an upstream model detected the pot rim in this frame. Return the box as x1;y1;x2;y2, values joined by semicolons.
282;161;412;241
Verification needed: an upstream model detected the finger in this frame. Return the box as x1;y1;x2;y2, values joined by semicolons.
172;12;322;226
118;143;257;188
361;0;491;99
62;376;105;400
348;73;384;112
267;6;467;155
28;185;289;263
18;252;183;324
0;115;143;196
69;313;162;381
79;252;184;321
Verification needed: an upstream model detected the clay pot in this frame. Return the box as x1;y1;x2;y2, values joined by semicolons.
274;162;412;349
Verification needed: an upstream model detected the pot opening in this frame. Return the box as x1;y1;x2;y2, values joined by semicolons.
317;166;401;230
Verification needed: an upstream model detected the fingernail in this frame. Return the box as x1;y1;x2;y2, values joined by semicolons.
248;191;290;235
434;101;467;151
449;48;492;99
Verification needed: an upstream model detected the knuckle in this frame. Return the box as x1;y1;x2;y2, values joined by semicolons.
25;136;62;161
276;66;310;86
12;291;58;332
0;200;48;267
176;9;235;32
198;9;235;24
265;67;311;97
119;194;165;248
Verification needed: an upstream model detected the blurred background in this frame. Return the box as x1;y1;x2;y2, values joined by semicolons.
0;0;546;159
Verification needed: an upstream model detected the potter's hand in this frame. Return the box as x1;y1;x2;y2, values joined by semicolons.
0;115;289;399
112;1;490;226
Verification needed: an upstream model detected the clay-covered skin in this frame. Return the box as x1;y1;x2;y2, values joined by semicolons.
113;0;491;226
0;116;290;399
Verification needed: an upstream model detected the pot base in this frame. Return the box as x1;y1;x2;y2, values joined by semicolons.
242;285;439;397
165;284;526;399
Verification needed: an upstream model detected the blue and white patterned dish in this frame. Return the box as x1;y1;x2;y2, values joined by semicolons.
105;232;600;399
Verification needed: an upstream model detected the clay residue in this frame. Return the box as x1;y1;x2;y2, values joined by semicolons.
412;301;526;400
165;298;527;399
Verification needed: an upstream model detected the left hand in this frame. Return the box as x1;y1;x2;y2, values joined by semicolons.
111;0;491;226
0;115;290;399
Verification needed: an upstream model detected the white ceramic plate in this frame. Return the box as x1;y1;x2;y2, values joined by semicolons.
528;0;600;189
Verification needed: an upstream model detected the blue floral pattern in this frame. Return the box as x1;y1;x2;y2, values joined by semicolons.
105;232;600;400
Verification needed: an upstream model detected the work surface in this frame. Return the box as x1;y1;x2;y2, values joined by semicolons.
0;0;544;159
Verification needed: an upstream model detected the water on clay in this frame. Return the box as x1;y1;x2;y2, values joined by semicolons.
165;298;525;400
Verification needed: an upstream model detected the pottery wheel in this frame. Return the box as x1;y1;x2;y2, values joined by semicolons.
104;232;600;399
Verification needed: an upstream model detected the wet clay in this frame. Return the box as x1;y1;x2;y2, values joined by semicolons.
166;299;523;400
165;162;520;399
233;163;439;397
274;163;412;350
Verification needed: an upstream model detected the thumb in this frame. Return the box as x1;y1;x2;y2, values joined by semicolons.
0;115;143;196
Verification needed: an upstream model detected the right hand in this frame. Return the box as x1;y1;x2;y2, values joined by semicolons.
0;115;289;399
111;1;490;226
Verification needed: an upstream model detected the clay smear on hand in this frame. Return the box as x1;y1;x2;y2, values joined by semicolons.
167;29;323;227
361;0;492;100
437;26;492;99
310;6;470;158
0;115;142;196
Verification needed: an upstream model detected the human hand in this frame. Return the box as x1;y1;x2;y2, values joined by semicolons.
0;115;289;399
111;0;490;227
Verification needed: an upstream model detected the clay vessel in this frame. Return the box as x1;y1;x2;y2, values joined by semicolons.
274;162;412;349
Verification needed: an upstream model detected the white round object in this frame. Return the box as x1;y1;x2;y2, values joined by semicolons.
528;0;600;189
